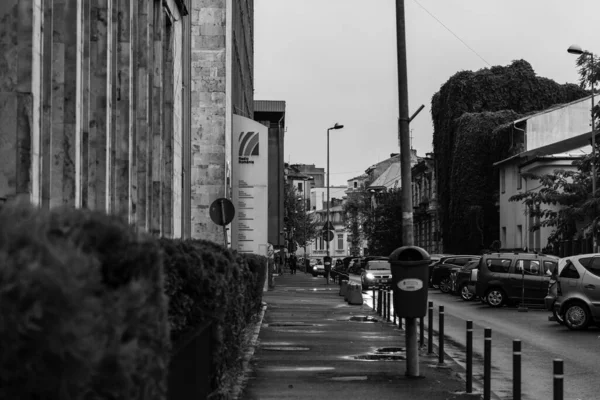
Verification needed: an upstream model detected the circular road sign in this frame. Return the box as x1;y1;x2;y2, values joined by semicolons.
209;198;235;226
322;230;334;242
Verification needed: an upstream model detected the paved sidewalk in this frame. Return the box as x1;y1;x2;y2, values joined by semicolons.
241;273;485;399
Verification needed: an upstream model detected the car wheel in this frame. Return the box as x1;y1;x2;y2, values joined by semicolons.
460;284;474;301
439;277;452;293
564;302;590;330
486;288;506;308
552;309;565;325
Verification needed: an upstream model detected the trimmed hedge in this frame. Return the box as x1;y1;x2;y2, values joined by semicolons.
0;202;267;399
0;202;170;399
161;239;267;396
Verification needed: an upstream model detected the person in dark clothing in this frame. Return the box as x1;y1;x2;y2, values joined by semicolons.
290;255;297;274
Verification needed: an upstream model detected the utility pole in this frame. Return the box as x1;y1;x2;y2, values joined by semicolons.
396;0;418;377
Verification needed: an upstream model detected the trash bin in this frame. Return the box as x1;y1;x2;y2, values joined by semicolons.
389;246;431;318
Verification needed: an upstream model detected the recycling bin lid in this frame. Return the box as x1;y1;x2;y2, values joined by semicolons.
389;246;431;265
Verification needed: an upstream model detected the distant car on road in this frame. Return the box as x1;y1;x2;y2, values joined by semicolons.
451;259;482;301
360;259;392;290
311;259;324;277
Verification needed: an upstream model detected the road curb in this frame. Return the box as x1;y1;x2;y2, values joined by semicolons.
232;302;268;400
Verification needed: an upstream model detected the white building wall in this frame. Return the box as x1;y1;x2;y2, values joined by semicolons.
499;158;581;251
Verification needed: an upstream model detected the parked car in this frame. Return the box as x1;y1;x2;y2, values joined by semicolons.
360;258;392;290
331;259;350;282
451;259;482;301
552;253;600;330
428;254;452;287
311;259;324;277
544;258;567;324
475;252;558;308
431;255;481;293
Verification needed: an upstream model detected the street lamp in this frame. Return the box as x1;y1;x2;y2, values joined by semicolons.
568;44;596;250
326;123;344;257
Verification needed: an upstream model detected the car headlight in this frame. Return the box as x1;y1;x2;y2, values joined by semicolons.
313;266;317;270
366;273;375;280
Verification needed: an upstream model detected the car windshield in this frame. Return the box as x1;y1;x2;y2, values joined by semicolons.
367;261;390;270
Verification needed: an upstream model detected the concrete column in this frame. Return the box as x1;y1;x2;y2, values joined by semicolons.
135;0;152;231
190;0;227;242
114;0;132;218
0;0;43;204
151;0;164;236
80;0;91;208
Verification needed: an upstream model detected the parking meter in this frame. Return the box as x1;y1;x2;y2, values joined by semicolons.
389;246;430;318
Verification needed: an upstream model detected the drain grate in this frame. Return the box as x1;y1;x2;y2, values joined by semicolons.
354;354;406;361
376;347;405;353
347;316;379;323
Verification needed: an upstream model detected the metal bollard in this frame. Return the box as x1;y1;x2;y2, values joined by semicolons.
419;317;424;347
553;359;563;400
438;305;444;364
377;289;383;315
372;288;376;310
382;289;387;319
513;340;521;400
484;328;492;400
428;301;433;354
466;320;473;393
386;290;391;322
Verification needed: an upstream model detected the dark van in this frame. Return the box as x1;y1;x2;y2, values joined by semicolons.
475;252;558;308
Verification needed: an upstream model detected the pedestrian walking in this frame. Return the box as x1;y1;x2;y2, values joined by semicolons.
290;255;297;275
324;256;332;285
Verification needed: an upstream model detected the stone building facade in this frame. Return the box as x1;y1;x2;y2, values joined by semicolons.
411;155;442;254
0;0;254;243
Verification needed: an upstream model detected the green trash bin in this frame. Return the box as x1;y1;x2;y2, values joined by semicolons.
389;246;430;318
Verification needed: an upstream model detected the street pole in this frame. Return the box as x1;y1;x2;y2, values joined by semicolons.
304;179;307;267
396;0;418;377
591;52;597;252
327;127;330;258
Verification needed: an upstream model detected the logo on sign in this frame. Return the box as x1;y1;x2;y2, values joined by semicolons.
397;278;423;291
239;131;259;164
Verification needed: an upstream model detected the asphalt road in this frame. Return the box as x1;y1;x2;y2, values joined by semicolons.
420;290;599;400
346;273;598;400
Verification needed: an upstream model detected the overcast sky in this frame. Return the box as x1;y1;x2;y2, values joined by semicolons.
253;0;599;186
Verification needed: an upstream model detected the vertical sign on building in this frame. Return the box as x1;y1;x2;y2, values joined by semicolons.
232;115;269;254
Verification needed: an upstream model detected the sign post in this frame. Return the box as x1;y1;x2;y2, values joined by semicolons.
209;198;235;247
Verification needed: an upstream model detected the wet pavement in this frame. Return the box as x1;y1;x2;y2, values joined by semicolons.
240;273;491;399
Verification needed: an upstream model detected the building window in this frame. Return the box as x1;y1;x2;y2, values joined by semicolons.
501;227;507;248
337;234;344;249
517;225;523;249
501;168;506;194
298;182;303;192
354;181;358;188
517;171;522;190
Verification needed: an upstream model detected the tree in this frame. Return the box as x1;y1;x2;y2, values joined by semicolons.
283;182;320;253
343;188;404;257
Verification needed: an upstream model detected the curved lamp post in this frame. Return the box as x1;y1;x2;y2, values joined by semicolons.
326;123;344;257
568;44;596;250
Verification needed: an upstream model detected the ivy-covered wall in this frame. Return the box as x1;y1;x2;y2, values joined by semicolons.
431;60;588;253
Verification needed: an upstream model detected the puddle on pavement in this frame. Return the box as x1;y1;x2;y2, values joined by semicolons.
331;376;368;381
345;316;379;323
262;346;310;351
376;347;405;353
353;354;406;361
